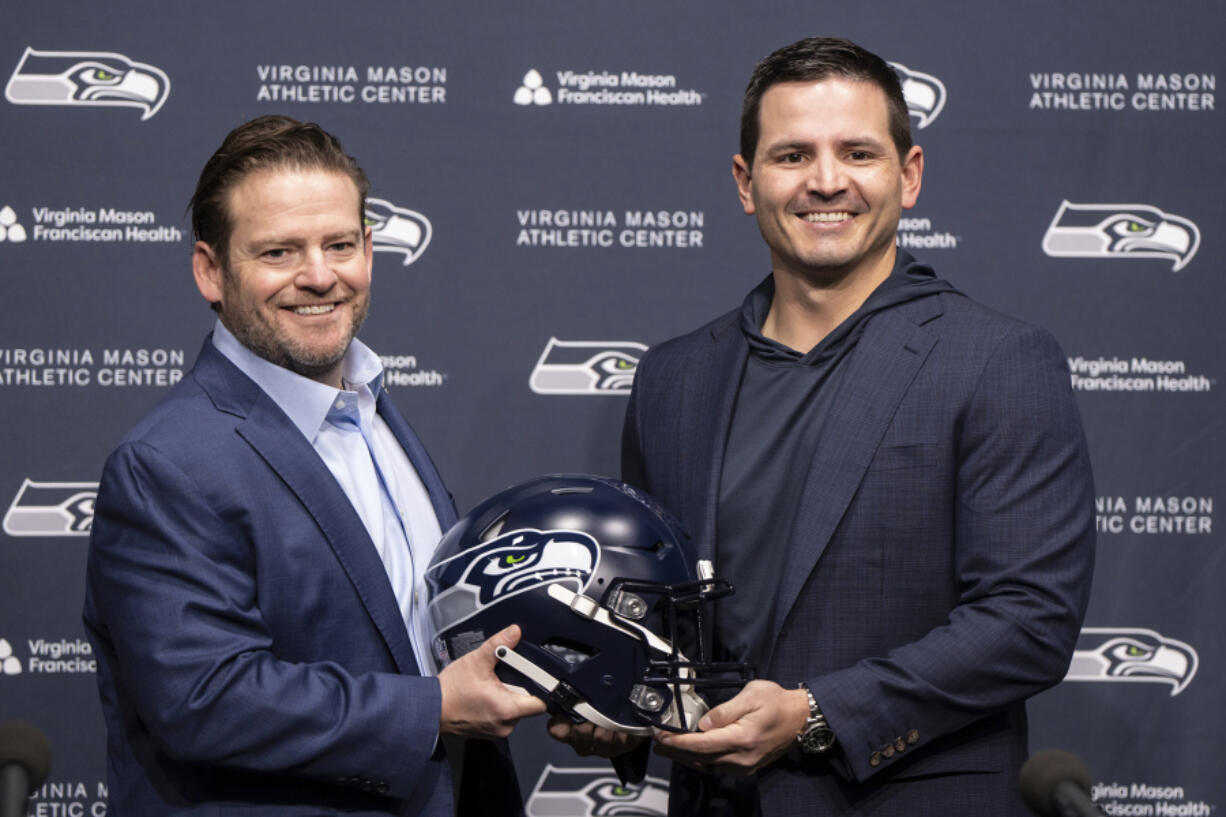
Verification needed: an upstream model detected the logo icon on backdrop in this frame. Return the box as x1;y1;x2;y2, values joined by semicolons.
0;205;27;242
1042;201;1201;271
3;479;97;537
5;47;170;120
889;62;946;129
529;338;646;395
0;639;21;675
526;765;668;817
1064;627;1198;696
364;198;432;266
514;70;552;106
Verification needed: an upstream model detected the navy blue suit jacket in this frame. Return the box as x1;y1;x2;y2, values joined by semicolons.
83;339;507;816
623;286;1095;816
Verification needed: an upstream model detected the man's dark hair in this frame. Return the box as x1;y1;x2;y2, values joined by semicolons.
189;115;371;265
739;36;912;166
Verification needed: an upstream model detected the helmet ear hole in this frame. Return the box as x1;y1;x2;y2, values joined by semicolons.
650;539;673;559
541;637;599;668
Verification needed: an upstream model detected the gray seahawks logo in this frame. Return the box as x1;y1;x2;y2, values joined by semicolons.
529;338;646;395
3;479;97;537
890;62;946;129
1064;627;1198;696
427;528;599;634
5;47;170;120
526;764;668;817
1042;201;1200;271
364;198;432;266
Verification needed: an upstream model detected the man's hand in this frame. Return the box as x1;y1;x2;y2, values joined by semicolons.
546;716;643;758
437;625;547;739
652;680;810;776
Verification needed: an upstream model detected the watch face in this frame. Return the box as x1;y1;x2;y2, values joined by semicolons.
801;726;835;753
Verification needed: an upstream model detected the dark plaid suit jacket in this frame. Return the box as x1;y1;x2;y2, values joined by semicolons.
623;287;1095;816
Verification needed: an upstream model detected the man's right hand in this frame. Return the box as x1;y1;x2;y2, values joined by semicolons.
437;625;547;739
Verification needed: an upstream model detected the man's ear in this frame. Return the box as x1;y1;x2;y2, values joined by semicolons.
732;154;756;215
900;145;924;210
192;241;224;306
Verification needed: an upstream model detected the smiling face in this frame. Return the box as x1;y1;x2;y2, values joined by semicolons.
733;78;923;291
192;167;372;388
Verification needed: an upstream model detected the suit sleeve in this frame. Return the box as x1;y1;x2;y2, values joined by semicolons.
85;440;441;799
807;325;1096;782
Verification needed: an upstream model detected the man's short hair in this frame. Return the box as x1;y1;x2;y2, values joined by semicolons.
189;115;371;266
739;36;912;165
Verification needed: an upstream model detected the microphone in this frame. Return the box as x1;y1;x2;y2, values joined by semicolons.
0;721;52;817
1019;748;1101;817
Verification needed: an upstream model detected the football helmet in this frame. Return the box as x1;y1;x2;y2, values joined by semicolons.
425;474;752;735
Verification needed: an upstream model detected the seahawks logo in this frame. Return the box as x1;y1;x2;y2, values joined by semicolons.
1042;200;1200;271
890;62;946;130
427;528;599;632
1064;627;1199;696
364;197;432;266
5;47;170;120
3;479;97;537
529;338;646;395
526;764;668;817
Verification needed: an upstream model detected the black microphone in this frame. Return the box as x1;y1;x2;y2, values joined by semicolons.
1019;748;1101;817
0;721;52;817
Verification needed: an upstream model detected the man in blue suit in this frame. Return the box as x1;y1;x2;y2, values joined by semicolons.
553;37;1095;815
83;115;546;816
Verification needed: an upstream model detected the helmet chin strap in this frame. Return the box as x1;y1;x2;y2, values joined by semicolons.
491;584;711;734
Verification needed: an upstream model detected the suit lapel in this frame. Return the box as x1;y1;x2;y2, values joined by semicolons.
377;392;458;531
769;299;942;639
193;342;419;675
681;319;748;563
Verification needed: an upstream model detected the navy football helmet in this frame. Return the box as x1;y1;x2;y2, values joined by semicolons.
425;475;751;734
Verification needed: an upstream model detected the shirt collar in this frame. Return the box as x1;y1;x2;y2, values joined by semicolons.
211;319;384;441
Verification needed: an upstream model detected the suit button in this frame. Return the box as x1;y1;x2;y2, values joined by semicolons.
360;779;373;791
376;781;389;795
869;752;881;767
882;745;895;759
895;737;907;752
906;729;919;745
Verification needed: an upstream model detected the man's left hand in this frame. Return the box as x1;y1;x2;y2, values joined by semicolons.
652;680;810;776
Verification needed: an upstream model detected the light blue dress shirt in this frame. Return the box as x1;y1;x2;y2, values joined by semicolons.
211;321;442;676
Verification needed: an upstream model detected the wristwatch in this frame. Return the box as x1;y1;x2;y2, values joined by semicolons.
796;683;836;754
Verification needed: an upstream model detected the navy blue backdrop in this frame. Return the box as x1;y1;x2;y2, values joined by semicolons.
1;2;1221;814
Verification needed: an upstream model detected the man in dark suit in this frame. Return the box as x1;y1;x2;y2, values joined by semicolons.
552;37;1095;815
82;115;546;816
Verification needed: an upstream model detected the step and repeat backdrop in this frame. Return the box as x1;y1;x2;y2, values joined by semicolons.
1;1;1221;814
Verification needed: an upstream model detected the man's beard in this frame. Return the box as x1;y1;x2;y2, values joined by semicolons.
219;282;370;381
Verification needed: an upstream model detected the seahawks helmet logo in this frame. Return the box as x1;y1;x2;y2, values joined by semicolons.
526;764;668;817
1064;627;1198;696
5;47;170;120
1042;200;1200;271
529;338;646;395
3;479;98;537
890;62;946;130
427;528;599;632
364;197;432;266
